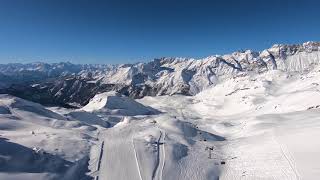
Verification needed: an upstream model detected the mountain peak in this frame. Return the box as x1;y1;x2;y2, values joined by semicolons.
1;41;320;106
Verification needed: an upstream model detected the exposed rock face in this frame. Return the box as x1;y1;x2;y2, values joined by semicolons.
1;41;320;106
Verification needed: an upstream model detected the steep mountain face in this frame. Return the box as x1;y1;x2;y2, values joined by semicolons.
0;41;319;106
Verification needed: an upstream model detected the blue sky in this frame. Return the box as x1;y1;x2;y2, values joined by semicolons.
0;0;320;64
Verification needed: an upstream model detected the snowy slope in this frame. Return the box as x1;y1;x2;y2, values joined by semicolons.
136;66;320;179
90;63;320;180
1;41;320;180
0;95;101;180
82;91;159;115
190;65;320;179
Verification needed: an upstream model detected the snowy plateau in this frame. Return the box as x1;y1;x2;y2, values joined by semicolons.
1;41;320;180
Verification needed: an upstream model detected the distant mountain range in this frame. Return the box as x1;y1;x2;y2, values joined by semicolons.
1;41;319;107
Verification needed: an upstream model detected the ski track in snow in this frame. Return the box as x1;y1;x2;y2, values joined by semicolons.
219;132;301;180
94;141;105;180
153;130;166;180
132;137;143;180
272;134;301;180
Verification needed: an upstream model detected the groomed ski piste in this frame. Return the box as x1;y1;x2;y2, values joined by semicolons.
2;59;320;179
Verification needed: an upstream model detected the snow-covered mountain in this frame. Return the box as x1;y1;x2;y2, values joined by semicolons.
1;41;320;180
1;41;320;106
